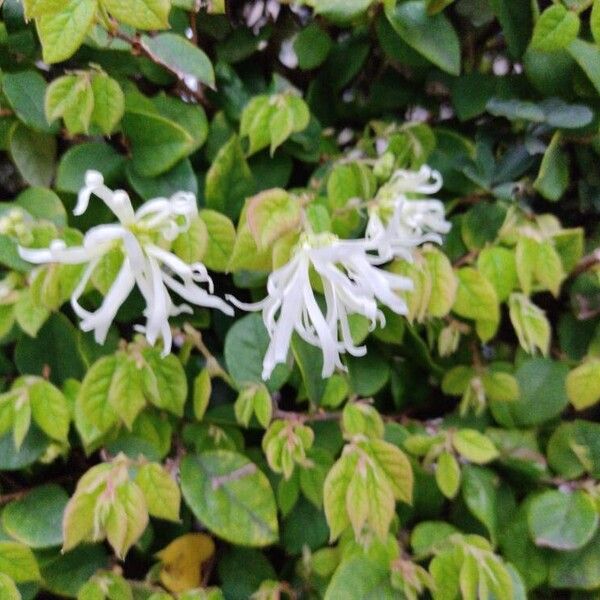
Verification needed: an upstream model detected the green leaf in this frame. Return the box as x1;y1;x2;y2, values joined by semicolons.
199;209;236;272
530;5;580;52
461;466;498;542
38;545;108;598
477;246;518;302
141;33;215;87
528;490;599;550
29;379;70;443
106;481;149;559
324;555;396;600
122;96;200;178
489;0;532;58
436;451;461;499
342;402;384;440
424;246;457;317
534;132;569;202
135;463;180;522
490;358;569;427
549;530;600;590
1;484;68;549
566;360;600;410
247;189;301;250
181;451;279;547
172;216;208;264
2;70;58;133
323;451;356;541
9;124;56;187
225;313;291;392
204;135;255;220
14;289;50;337
15;187;67;226
592;0;600;46
142;349;188;417
90;73;125;135
481;371;519;403
101;0;170;29
314;0;373;23
56;142;125;194
568;39;600;95
36;0;97;64
385;0;461;75
0;573;20;600
0;541;41;582
75;355;120;446
45;74;94;135
452;267;499;341
508;294;551;356
108;355;146;429
294;23;332;70
193;368;212;421
452;429;499;464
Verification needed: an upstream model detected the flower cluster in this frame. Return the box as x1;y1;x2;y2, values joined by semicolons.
232;165;451;378
19;171;232;355
18;167;449;378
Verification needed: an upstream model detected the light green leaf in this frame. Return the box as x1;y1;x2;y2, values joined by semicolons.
204;135;255;220
135;463;180;522
0;573;20;600
29;379;70;443
424;246;457;317
36;0;97;64
101;0;170;30
452;267;499;341
0;541;41;582
75;355;120;446
477;246;518;302
246;188;301;250
453;429;499;464
323;451;356;541
142;349;188;417
534;132;569;202
90;73;125;135
530;5;580;52
108;355;146;429
199;209;236;272
508;293;551;356
436;451;461;499
193;368;212;421
566;360;600;410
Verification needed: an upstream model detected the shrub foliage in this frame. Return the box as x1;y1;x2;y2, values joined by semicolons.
0;0;599;598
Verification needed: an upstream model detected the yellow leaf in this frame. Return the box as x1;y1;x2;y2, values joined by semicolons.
156;533;215;593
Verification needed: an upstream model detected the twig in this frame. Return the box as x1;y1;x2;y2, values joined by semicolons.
571;247;600;277
109;26;211;110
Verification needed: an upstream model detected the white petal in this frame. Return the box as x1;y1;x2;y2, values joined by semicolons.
79;260;136;344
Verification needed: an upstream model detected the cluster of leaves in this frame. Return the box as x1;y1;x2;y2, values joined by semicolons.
0;0;600;598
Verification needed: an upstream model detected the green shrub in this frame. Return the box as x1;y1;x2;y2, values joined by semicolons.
0;0;599;598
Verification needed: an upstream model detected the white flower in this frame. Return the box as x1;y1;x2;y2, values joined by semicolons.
228;232;412;380
18;170;232;355
367;165;451;261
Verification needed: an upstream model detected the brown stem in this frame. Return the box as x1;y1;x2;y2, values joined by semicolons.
110;27;211;110
571;247;600;277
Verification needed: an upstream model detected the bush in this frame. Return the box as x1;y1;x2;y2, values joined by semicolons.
0;0;599;598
